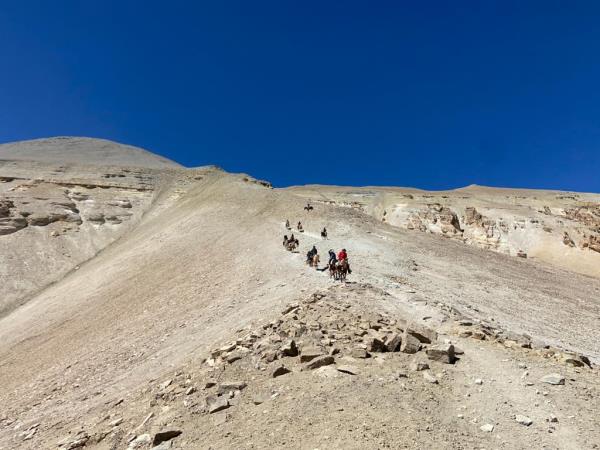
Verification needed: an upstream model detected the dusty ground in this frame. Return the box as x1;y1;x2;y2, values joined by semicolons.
0;138;598;449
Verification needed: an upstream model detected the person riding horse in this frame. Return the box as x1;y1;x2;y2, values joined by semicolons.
306;245;318;264
337;248;352;274
328;249;337;265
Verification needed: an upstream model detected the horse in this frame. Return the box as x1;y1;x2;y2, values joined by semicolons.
311;253;320;268
328;260;338;279
304;204;313;212
286;239;298;251
337;259;349;281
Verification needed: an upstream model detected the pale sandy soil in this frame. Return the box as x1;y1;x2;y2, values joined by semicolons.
0;139;598;449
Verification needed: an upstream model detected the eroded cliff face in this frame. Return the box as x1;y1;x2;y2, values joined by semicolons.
285;185;600;277
0;161;165;315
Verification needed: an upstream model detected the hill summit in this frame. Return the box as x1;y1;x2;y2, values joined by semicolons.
0;136;181;169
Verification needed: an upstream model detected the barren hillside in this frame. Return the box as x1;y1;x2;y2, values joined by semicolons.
0;137;181;169
0;139;598;450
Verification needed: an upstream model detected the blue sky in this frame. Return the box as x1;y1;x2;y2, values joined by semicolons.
1;1;599;191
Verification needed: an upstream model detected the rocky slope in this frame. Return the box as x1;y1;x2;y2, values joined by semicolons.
0;138;598;449
286;184;600;278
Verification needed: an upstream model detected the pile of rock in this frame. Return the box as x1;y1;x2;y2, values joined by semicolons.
207;290;457;375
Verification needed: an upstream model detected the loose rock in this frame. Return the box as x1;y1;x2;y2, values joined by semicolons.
350;348;369;359
299;346;324;363
337;365;360;375
425;343;456;364
206;395;230;413
540;373;565;385
384;332;402;352
515;415;533;426
272;365;291;378
423;372;438;384
400;332;421;354
152;430;182;446
217;381;247;395
405;323;438;344
302;355;335;371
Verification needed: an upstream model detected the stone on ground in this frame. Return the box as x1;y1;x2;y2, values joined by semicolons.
540;374;565;385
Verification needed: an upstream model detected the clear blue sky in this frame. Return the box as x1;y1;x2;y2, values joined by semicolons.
1;1;599;191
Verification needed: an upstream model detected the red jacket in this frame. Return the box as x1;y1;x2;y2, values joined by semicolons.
337;250;347;261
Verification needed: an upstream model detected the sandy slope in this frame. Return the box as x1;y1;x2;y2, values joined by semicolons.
0;140;598;449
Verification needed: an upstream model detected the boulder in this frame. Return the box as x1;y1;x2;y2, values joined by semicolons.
281;340;298;357
364;336;386;353
206;395;229;413
384;333;402;352
152;429;182;446
226;352;242;364
271;365;291;378
400;331;421;354
350;348;369;359
217;381;247;395
302;355;335;371
560;353;591;368
425;344;456;364
299;346;324;363
406;323;438;344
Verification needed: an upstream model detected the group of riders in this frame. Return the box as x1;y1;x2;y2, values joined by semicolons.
282;203;352;280
305;246;352;280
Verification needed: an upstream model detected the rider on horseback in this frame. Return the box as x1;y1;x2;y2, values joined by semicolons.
306;245;318;264
328;249;337;266
337;248;352;274
306;247;314;263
